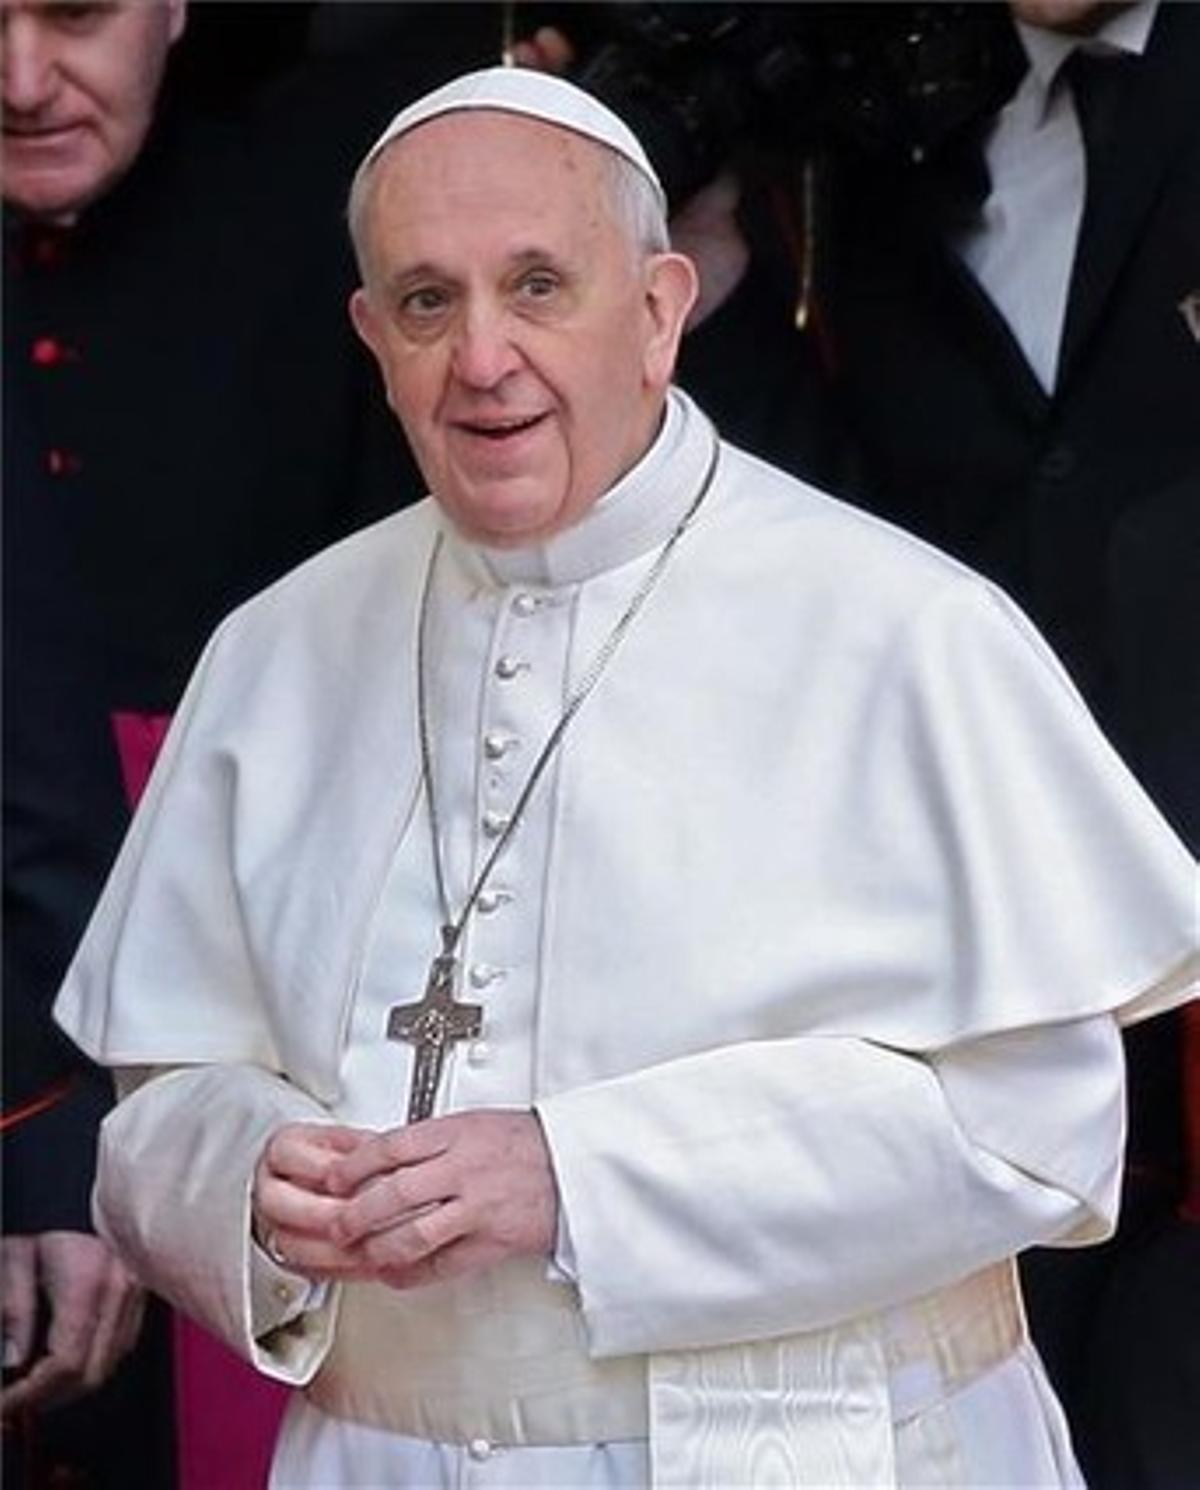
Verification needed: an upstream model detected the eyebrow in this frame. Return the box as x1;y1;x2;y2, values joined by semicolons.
381;245;572;299
382;263;451;300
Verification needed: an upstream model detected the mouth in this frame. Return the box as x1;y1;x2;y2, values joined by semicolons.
455;412;550;443
3;123;86;147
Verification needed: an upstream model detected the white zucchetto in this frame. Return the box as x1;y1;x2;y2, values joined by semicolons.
358;65;666;212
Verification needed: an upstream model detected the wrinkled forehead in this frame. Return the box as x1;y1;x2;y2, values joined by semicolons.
376;107;612;191
359;110;625;263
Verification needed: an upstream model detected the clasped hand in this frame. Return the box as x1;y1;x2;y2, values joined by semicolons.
252;1109;558;1290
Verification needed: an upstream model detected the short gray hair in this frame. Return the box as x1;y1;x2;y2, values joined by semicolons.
602;147;670;255
347;126;669;284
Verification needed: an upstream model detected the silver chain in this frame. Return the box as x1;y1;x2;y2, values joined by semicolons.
416;434;721;958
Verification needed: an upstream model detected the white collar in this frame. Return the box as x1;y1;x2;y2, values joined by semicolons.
1017;0;1157;101
444;387;718;589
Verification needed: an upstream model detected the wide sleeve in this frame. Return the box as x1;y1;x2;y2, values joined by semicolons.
94;1062;338;1383
52;621;287;1072
539;576;1195;1360
52;615;343;1381
539;1015;1123;1358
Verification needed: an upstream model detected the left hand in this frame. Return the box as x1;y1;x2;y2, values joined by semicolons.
1;1231;145;1419
323;1110;559;1290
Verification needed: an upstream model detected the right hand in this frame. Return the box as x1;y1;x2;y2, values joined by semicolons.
251;1122;376;1279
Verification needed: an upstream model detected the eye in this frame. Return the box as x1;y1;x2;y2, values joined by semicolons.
399;285;450;320
517;271;560;304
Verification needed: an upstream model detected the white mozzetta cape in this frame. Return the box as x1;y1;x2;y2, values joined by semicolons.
56;391;1196;1487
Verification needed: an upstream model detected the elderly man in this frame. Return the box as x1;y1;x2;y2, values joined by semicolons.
55;67;1195;1488
2;0;184;1438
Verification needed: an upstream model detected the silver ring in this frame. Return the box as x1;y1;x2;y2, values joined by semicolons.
261;1228;290;1268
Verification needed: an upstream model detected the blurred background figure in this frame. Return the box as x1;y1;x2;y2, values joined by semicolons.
813;9;1200;1479
3;8;189;1484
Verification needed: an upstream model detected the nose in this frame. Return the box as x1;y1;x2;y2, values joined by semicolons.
450;303;523;391
2;16;59;116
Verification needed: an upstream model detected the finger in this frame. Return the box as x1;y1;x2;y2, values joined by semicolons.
80;1259;132;1392
40;1269;97;1388
361;1196;470;1274
374;1223;501;1292
36;1234;117;1390
4;1246;98;1412
259;1229;378;1282
111;1283;147;1365
332;1159;453;1247
262;1124;369;1190
325;1122;449;1196
254;1172;349;1241
1;1236;38;1370
1;1353;70;1416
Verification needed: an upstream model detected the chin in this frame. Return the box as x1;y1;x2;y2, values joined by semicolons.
4;164;105;223
5;186;81;221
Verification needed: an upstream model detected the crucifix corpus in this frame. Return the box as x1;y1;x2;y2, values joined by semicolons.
386;930;482;1123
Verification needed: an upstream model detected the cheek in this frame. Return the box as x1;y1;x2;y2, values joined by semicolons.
80;35;164;138
380;350;440;431
81;71;153;162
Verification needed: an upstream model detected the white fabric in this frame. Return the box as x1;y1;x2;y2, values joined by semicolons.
56;388;1196;1486
270;1340;1080;1490
956;1;1156;390
360;65;666;213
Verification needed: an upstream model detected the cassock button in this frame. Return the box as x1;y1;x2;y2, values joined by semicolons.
31;336;70;366
273;1282;295;1305
476;888;507;914
46;447;82;477
466;1040;491;1067
482;810;510;838
495;655;528;681
483;730;516;760
467;1437;492;1461
512;592;539;617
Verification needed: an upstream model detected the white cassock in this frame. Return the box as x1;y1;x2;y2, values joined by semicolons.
56;390;1196;1488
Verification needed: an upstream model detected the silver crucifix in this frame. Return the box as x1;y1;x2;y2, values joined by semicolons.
386;930;483;1122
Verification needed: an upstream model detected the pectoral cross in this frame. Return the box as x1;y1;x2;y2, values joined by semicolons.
387;928;483;1122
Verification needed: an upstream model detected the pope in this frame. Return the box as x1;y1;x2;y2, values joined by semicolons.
55;66;1196;1489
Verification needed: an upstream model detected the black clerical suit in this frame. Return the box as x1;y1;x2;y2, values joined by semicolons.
821;6;1199;1486
827;3;1199;837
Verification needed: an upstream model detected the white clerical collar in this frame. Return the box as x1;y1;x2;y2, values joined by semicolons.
1017;0;1156;108
444;387;718;589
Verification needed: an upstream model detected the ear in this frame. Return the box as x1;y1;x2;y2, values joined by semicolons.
349;287;409;429
349;286;384;362
641;252;700;391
